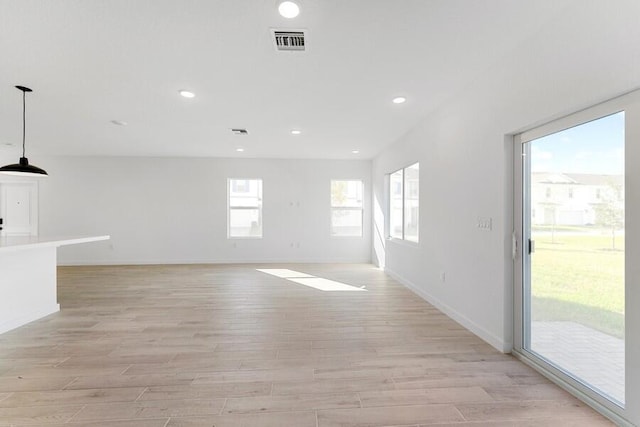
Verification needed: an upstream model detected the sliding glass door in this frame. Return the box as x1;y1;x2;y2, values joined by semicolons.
514;92;640;424
522;112;625;404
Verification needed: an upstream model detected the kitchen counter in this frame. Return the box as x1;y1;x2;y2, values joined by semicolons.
0;235;109;334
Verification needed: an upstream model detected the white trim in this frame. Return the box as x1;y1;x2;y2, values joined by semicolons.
58;257;373;266
512;89;640;423
386;236;420;249
330;179;364;238
227;178;263;239
385;267;508;353
0;235;110;253
388;168;404;240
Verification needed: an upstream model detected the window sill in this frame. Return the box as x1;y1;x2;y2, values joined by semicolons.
387;237;420;248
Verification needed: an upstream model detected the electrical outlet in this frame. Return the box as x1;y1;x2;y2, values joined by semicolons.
477;217;492;231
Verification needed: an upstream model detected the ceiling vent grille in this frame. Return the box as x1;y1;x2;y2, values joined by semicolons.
272;30;306;51
231;128;248;135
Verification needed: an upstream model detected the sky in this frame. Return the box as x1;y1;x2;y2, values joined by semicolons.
530;111;625;175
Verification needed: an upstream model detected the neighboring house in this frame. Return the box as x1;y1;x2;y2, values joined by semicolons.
229;179;263;237
531;173;623;226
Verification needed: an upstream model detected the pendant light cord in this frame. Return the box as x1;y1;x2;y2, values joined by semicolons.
22;89;26;158
0;85;47;176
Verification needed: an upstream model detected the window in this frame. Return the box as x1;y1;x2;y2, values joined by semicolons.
388;162;419;242
389;170;403;239
228;178;262;238
232;179;250;193
330;180;363;237
404;163;420;242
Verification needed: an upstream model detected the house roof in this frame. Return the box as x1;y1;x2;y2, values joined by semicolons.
531;173;577;184
564;173;623;187
532;172;623;186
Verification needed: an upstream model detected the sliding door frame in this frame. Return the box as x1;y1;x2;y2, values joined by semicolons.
512;90;640;427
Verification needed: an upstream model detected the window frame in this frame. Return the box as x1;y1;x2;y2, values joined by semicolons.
227;178;263;239
512;91;640;426
388;162;419;243
330;179;364;238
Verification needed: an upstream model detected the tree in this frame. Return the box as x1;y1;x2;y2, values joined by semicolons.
331;181;347;206
594;181;624;250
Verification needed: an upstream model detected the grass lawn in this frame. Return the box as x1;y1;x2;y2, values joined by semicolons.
531;230;625;338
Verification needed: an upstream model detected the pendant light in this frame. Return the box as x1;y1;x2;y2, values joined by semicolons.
0;85;48;177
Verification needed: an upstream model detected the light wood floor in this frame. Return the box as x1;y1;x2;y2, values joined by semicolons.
0;264;613;426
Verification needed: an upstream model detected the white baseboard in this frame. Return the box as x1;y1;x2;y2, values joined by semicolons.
58;257;373;266
385;267;507;353
0;304;60;335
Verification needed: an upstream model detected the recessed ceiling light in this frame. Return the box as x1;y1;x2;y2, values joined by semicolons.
236;148;245;152
278;1;300;18
179;90;195;98
111;120;128;126
291;129;301;135
352;150;360;154
392;96;406;104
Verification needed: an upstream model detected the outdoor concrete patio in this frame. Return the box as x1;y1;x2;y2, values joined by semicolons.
532;321;625;404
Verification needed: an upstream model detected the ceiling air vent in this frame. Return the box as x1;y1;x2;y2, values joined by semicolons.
231;128;248;135
272;30;306;52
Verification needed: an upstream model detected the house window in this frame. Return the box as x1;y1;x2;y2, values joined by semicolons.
232;179;250;193
389;162;419;242
331;180;363;237
228;178;262;238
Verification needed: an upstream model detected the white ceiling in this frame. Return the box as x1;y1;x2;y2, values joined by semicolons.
0;0;573;159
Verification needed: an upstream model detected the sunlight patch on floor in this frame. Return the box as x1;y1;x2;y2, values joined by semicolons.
288;277;366;292
257;269;367;292
256;268;314;278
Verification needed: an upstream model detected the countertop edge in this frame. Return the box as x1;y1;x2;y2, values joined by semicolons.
0;235;111;253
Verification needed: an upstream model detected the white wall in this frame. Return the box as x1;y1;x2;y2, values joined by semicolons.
372;1;640;423
373;0;640;351
2;156;371;265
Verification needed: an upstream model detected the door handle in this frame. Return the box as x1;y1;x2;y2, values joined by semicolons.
528;239;535;254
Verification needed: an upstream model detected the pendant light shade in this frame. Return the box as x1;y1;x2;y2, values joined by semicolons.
0;157;48;176
0;85;48;177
